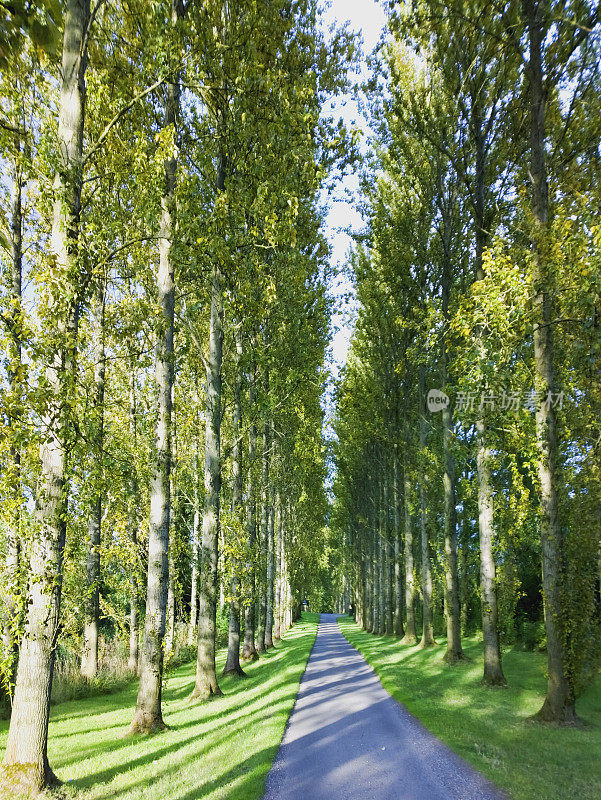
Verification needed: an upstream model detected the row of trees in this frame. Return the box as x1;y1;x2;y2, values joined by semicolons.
333;0;600;725
0;1;349;793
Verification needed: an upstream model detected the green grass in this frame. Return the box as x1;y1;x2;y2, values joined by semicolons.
338;616;601;800
0;613;318;800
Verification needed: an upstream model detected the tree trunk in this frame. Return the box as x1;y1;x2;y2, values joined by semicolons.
442;400;462;662
364;532;373;632
128;518;139;674
242;362;259;662
419;367;436;647
189;398;201;646
166;383;179;655
188;489;200;646
379;535;386;635
192;265;224;700
82;279;106;679
441;250;463;663
265;485;276;649
372;530;380;635
467;79;506;685
385;472;394;635
223;325;245;677
285;559;292;630
3;149;24;689
381;463;392;635
282;531;290;633
526;0;575;723
274;504;283;640
476;417;506;685
460;507;470;635
129;1;181;731
401;419;417;643
361;532;368;629
128;364;139;673
1;1;90;792
166;550;176;654
392;445;404;637
255;415;270;653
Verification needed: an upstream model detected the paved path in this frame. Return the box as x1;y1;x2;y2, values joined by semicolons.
263;614;507;800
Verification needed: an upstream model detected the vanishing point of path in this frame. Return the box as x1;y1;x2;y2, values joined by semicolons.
263;614;507;800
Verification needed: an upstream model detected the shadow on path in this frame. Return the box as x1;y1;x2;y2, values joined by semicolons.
262;614;509;800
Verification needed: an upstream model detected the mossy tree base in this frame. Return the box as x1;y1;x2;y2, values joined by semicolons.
481;673;507;688
189;680;223;702
0;761;60;797
221;666;247;678
443;649;465;665
127;710;168;736
533;697;578;726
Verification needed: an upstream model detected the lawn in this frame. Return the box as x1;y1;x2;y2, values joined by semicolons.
0;613;318;800
338;615;601;800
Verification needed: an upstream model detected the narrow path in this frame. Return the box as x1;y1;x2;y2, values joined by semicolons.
263;614;507;800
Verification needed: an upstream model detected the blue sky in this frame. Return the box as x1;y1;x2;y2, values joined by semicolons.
320;0;387;374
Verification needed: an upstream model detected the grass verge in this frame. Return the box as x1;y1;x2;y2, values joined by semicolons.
338;615;601;800
0;613;318;800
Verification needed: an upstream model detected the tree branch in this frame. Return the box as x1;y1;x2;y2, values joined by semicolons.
83;77;165;165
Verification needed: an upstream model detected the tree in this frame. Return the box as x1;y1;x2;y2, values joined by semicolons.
0;0;91;791
129;0;183;735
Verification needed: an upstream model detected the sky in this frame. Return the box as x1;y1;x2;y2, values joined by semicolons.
319;0;387;375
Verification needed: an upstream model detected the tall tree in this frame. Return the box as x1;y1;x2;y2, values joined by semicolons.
192;263;224;700
81;275;106;679
0;0;91;791
129;0;183;734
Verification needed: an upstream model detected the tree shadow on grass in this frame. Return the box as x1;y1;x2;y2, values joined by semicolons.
44;624;317;799
53;685;299;773
86;744;279;800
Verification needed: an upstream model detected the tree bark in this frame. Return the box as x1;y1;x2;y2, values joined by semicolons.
442;399;462;662
419;366;436;647
255;412;270;653
441;247;463;663
242;361;259;662
274;503;283;640
525;0;575;723
129;0;181;732
361;530;369;630
382;462;392;635
223;325;246;677
3;147;24;689
128;518;139;674
467;77;506;685
265;484;276;649
1;1;90;791
128;363;139;673
401;417;417;643
393;444;404;637
364;531;373;632
476;417;506;685
192;264;224;700
460;506;470;635
188;484;200;646
188;397;201;646
372;526;380;635
82;278;106;679
166;548;176;653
